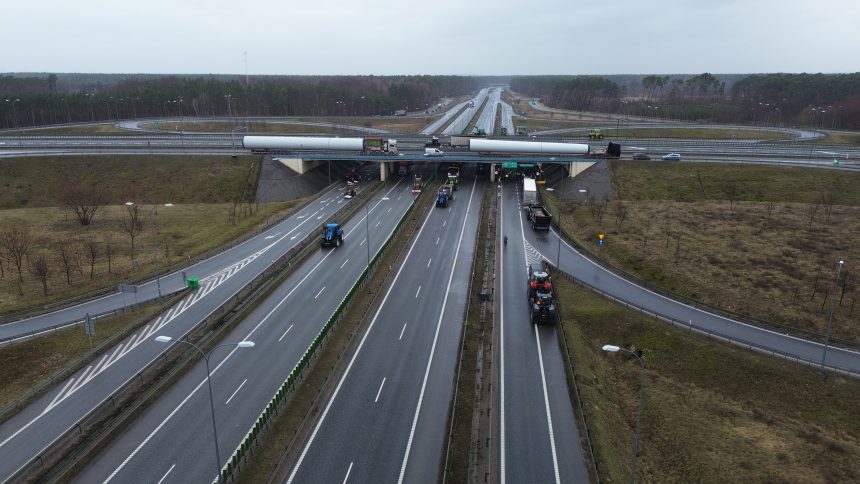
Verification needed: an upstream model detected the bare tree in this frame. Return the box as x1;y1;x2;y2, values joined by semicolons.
120;203;145;269
83;237;100;279
725;180;739;211
60;180;107;226
766;200;776;218
29;251;50;295
55;240;78;287
806;202;820;226
0;222;32;295
614;202;628;229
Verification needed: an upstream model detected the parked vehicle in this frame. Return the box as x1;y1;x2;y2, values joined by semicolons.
632;152;651;160
321;223;344;248
662;153;682;161
424;147;444;157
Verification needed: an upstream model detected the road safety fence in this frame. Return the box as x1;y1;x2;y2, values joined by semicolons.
217;174;431;482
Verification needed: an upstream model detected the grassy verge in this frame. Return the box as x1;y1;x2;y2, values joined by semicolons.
541;161;860;343
824;132;860;145
2;124;128;135
610;127;787;140
556;276;860;482
236;184;436;483
0;299;163;412
444;183;492;481
140;116;437;134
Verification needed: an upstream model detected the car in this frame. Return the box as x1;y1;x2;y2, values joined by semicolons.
632;152;651;160
662;153;682;161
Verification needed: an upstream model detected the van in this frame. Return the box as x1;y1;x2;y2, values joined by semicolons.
424;148;444;157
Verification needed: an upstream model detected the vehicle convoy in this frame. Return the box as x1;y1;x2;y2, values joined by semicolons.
588;129;604;139
243;136;398;155
527;263;557;324
436;184;454;207
526;203;552;230
522;177;539;207
321;223;344;248
424;147;444;157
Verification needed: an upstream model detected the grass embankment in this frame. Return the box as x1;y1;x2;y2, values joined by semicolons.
558;277;860;482
610;127;787;140
0;155;303;314
2;124;128;135
824;132;860;145
542;162;860;343
237;184;435;483
141;116;437;135
0;300;163;411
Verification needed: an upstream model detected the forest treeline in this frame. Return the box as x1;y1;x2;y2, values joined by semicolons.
0;75;481;128
511;73;860;129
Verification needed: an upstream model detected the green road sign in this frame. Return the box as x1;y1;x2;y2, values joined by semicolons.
502;162;518;169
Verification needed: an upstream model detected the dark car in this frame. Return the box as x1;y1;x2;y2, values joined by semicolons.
632;152;651;160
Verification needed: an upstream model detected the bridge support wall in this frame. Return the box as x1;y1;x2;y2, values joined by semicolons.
569;161;596;177
273;157;323;174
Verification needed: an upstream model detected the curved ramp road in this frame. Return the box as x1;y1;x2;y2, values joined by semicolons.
75;179;419;483
0;178;407;482
522;205;860;374
288;173;484;483
498;182;588;484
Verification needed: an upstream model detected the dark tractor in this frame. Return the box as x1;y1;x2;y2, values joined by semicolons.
321;223;344;248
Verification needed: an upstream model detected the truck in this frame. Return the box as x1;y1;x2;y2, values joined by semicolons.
522;177;539;208
363;138;398;155
436;184;454;207
397;160;410;176
412;174;423;195
467;100;475;108
526;204;552;230
425;136;441;148
472;128;487;136
449;136;471;149
321;223;344;248
588;129;604;139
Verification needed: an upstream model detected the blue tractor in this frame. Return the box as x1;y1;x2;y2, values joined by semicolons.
321;223;344;248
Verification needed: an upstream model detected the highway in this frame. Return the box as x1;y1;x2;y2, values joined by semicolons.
442;88;490;135
288;170;484;483
473;87;501;134
499;100;515;135
421;101;470;135
72;177;420;483
0;173;400;481
498;181;588;483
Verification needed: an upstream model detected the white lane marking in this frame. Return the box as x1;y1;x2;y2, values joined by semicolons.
340;258;350;269
517;184;561;483
264;232;282;240
398;175;477;483
374;377;387;403
415;286;421;298
387;207;392;213
534;324;561;484
225;379;248;405
360;238;366;246
287;187;439;484
314;286;326;299
103;249;341;483
156;464;176;484
291;231;302;240
375;220;381;228
442;220;447;227
427;258;432;268
278;324;294;342
47;378;76;409
399;322;407;341
317;215;324;220
342;462;354;484
436;237;440;245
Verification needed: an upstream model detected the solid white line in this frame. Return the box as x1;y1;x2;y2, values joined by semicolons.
500;184;507;484
278;324;294;342
415;286;421;298
518;185;560;482
375;220;381;228
435;237;440;245
374;377;386;403
398;176;478;483
155;464;176;484
399;322;407;341
427;258;432;268
340;258;350;269
314;287;326;299
225;379;248;405
287;189;439;484
534;324;561;484
360;238;366;246
342;462;354;484
442;220;447;227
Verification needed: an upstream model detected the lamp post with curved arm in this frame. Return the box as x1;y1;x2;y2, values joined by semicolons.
603;344;646;484
154;336;254;483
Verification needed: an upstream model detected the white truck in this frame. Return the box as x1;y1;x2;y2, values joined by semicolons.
522;177;539;208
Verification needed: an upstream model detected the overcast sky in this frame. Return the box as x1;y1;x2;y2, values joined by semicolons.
3;0;859;75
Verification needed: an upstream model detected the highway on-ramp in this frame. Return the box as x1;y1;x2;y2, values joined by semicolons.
74;179;419;483
288;171;484;483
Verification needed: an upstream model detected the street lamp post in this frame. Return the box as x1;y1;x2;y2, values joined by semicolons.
154;336;255;483
603;344;646;484
821;260;845;372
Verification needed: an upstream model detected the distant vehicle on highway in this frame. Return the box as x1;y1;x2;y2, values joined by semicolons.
632;152;651;160
662;153;682;161
424;147;444;157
